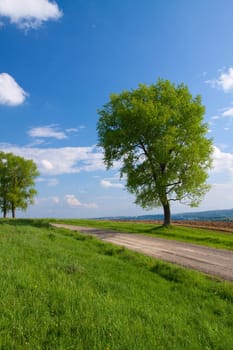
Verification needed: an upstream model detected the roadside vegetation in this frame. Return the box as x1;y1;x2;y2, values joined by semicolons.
52;219;233;251
0;219;232;349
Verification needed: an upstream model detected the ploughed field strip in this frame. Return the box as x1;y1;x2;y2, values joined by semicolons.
52;224;233;282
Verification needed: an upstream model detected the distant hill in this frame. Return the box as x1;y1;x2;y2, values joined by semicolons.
101;209;233;222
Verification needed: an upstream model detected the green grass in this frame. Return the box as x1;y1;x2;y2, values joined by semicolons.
0;219;233;349
52;218;233;251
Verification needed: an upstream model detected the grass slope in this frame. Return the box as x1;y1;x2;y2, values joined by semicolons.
52;218;233;250
0;219;233;349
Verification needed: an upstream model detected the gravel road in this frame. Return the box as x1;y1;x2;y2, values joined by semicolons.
52;223;233;282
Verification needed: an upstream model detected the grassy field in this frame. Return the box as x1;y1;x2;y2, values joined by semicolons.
0;219;233;349
52;218;233;250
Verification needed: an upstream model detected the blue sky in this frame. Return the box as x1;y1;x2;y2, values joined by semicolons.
0;0;233;218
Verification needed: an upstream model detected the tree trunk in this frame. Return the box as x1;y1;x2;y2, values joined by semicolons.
11;204;15;219
3;199;7;218
162;201;171;226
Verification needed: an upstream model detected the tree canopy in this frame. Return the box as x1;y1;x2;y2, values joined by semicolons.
0;152;39;218
97;79;213;225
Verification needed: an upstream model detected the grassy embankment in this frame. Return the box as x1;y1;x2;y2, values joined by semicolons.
52;218;233;250
0;219;232;349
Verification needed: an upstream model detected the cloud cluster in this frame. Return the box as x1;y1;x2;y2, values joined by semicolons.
28;125;80;141
212;146;233;175
28;126;67;140
222;107;233;118
0;73;27;106
64;194;97;209
0;0;62;29
0;143;105;175
211;106;233;120
200;183;233;211
101;179;124;189
206;67;233;92
1;142;232;180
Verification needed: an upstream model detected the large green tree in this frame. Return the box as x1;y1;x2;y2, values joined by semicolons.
97;79;213;226
0;152;39;218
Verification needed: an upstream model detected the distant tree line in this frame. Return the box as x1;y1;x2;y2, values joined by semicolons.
0;152;39;218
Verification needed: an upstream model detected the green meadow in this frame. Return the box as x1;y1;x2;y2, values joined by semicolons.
0;219;233;349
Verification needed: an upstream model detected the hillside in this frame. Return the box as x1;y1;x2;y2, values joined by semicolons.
104;208;233;222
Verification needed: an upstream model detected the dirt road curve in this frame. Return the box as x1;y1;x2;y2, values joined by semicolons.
52;224;233;282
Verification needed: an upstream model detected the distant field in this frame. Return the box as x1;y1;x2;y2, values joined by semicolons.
148;220;233;233
0;219;233;349
52;218;233;250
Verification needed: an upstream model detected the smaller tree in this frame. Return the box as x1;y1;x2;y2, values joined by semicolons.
0;152;39;218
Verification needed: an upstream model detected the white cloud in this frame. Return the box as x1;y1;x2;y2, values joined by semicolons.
0;0;62;29
28;126;67;140
41;159;54;170
206;67;233;92
210;105;233;120
171;182;233;213
52;196;60;204
222;107;233;118
212;146;233;175
65;194;81;207
101;179;124;189
0;73;28;106
64;194;97;209
0;143;106;175
200;183;233;211
66;128;79;133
